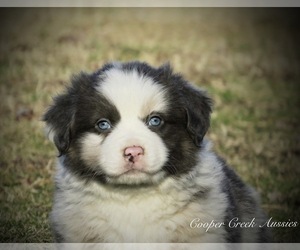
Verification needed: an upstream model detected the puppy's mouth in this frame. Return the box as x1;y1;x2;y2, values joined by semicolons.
111;167;160;178
121;169;147;177
104;164;163;183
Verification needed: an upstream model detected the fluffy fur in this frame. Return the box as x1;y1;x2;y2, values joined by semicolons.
44;61;270;243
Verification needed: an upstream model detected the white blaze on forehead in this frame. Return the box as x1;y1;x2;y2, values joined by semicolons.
96;68;168;118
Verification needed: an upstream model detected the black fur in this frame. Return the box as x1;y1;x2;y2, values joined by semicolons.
218;156;272;242
44;70;121;181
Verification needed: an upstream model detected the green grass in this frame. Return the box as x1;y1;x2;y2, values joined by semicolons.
0;8;299;243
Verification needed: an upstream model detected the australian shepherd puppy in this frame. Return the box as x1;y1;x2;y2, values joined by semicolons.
44;61;270;243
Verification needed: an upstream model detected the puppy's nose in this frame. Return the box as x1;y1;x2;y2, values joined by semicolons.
124;146;144;163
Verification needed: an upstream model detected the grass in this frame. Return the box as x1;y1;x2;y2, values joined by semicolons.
0;8;299;243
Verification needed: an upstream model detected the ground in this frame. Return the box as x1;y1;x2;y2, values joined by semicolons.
0;8;299;243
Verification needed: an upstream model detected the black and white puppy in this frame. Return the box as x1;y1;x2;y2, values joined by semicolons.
44;61;270;243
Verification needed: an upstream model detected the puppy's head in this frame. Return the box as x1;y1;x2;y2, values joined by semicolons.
44;62;212;185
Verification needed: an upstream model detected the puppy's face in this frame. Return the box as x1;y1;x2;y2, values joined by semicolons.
80;68;170;185
44;62;212;186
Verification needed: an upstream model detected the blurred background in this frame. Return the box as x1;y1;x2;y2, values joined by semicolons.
0;8;299;242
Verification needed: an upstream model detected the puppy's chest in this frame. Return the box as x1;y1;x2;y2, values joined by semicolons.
61;189;199;242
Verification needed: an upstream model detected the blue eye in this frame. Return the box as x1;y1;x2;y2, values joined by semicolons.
148;116;162;127
97;119;112;131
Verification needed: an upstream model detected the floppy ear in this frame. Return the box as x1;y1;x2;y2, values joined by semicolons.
43;72;100;155
156;63;213;147
181;83;213;147
43;91;75;156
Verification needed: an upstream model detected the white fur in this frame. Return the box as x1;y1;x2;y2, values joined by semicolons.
52;140;228;243
97;68;169;118
80;123;169;185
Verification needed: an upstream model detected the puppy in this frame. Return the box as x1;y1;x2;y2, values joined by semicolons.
44;61;270;243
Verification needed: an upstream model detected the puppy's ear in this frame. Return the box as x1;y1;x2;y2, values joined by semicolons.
181;83;213;147
43;91;75;156
157;63;212;146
